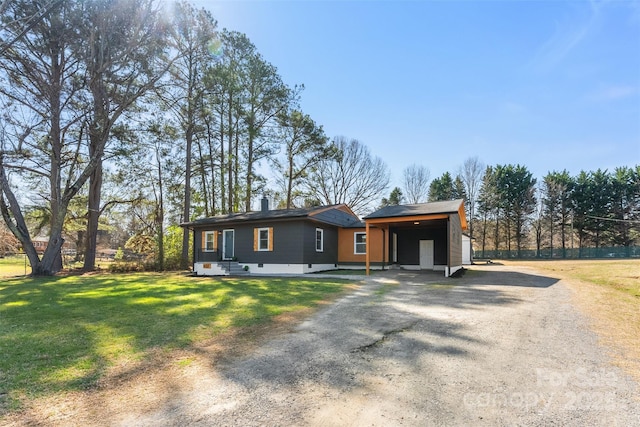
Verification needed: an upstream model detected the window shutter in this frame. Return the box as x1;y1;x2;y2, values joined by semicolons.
253;228;258;251
213;232;217;249
268;227;274;251
201;231;206;250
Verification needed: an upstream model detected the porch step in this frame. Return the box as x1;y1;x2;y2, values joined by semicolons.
217;261;249;276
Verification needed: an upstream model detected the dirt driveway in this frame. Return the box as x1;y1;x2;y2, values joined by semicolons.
6;265;640;426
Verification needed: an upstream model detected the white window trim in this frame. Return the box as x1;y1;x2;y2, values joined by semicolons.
204;231;216;252
315;228;324;252
258;227;270;251
354;232;366;255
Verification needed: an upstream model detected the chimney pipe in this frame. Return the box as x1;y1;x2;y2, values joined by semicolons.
261;195;269;213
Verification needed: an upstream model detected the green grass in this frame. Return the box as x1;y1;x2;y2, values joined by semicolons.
512;259;640;298
0;255;31;278
0;272;349;412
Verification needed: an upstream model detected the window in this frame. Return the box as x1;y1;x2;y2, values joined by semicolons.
315;228;324;252
354;232;366;255
258;228;270;251
204;231;216;252
253;227;273;251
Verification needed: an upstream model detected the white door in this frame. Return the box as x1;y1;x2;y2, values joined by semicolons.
419;240;434;269
222;229;234;260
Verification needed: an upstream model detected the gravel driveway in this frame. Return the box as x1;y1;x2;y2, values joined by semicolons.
127;264;639;426
8;265;639;426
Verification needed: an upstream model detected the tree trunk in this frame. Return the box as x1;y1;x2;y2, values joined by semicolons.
549;213;554;259
493;209;500;252
181;124;193;270
49;49;64;273
245;132;254;212
481;212;488;256
227;93;233;213
234;126;240;212
205;120;217;215
287;156;294;209
156;148;165;270
196;137;209;217
219;108;226;214
83;157;102;271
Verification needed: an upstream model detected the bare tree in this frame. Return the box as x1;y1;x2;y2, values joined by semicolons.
306;136;390;216
458;156;485;243
403;164;430;204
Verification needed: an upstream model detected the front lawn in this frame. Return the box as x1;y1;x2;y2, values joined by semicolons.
0;255;30;278
0;273;350;413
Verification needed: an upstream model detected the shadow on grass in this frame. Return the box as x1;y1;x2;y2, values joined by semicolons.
0;273;349;413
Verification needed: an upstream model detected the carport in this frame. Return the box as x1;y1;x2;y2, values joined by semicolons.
363;199;467;277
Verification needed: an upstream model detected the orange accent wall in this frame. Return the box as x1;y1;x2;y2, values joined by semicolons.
338;227;387;263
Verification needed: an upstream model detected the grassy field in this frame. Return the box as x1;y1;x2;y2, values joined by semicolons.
504;259;640;382
0;255;31;278
0;272;351;413
510;259;640;298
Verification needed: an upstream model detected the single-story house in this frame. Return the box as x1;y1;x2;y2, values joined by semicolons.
181;198;467;277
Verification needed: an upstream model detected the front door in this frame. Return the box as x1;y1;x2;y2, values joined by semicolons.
419;240;434;269
222;229;235;260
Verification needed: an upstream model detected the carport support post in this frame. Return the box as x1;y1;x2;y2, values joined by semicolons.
365;222;370;276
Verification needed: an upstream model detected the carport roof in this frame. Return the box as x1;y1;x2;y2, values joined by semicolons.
364;199;465;219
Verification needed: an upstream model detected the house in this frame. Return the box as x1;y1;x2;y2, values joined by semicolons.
182;198;467;277
31;236;76;256
182;199;365;275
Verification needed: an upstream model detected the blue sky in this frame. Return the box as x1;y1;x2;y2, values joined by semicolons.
196;0;640;189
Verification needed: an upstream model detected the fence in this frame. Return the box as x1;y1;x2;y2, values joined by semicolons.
474;246;640;260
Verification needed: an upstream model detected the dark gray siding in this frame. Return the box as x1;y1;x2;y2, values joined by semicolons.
194;230;220;262
248;221;305;264
449;214;463;267
302;222;339;265
193;220;340;265
392;220;447;265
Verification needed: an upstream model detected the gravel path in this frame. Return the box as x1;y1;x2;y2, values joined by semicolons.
132;265;639;426
6;265;640;426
